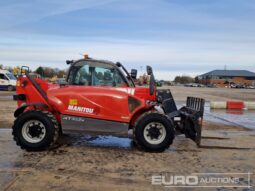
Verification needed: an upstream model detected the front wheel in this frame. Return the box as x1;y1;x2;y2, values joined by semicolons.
12;110;59;151
133;112;175;152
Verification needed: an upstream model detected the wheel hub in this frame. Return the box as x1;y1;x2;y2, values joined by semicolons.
143;122;166;145
28;125;44;138
22;120;46;143
147;125;161;139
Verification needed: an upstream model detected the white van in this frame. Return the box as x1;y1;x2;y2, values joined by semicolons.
0;69;17;91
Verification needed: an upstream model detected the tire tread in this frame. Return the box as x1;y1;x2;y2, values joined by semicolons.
133;111;174;152
12;110;59;151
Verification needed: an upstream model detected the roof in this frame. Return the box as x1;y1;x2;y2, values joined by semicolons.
70;58;117;67
199;70;255;77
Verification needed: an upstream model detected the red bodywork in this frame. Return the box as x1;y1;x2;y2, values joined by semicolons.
16;76;156;127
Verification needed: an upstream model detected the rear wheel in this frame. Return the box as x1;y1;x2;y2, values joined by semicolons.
133;111;175;152
12;110;59;151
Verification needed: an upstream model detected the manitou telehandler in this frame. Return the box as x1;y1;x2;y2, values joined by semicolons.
12;56;204;152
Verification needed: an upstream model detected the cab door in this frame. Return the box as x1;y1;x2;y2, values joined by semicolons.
49;60;131;122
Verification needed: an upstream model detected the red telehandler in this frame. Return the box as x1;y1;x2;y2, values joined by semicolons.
12;56;204;152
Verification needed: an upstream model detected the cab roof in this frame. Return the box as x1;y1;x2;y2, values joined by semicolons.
67;58;117;68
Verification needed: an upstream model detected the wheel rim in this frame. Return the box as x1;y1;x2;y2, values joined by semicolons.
143;122;166;145
8;86;13;91
21;120;46;143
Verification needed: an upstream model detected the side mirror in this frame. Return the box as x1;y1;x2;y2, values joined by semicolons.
130;69;137;79
66;60;74;65
147;66;153;75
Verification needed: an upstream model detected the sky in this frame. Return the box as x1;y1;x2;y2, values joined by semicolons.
0;0;255;80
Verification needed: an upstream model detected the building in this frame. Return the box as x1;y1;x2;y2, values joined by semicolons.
198;70;255;87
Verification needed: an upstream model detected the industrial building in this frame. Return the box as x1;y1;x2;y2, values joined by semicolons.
198;70;255;87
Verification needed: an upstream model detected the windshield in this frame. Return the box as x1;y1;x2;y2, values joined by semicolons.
6;73;16;80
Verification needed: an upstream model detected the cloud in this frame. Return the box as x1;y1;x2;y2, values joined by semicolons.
4;0;255;39
0;0;254;80
0;36;255;80
0;0;117;29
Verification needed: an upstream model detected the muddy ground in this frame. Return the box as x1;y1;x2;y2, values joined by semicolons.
1;124;254;191
0;87;255;190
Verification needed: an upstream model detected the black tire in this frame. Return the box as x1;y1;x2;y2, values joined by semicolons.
133;111;175;152
12;110;59;151
7;85;14;91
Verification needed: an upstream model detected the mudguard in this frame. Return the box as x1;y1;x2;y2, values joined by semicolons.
14;103;49;118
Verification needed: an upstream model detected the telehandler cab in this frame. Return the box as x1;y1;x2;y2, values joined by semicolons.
12;56;204;152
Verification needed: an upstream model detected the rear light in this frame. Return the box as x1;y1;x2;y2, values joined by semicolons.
128;96;141;113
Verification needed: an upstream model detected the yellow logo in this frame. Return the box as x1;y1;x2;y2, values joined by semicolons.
69;99;78;106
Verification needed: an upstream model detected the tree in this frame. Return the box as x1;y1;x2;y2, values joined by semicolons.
57;70;66;78
35;66;44;76
174;75;194;84
0;64;3;69
45;67;56;78
35;66;67;78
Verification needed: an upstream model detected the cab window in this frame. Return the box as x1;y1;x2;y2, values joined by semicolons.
93;66;125;86
68;61;127;87
71;64;90;85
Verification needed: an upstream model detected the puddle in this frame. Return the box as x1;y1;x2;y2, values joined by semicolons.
88;135;132;148
0;161;16;169
208;109;255;129
0;96;13;100
177;101;255;130
64;133;133;149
